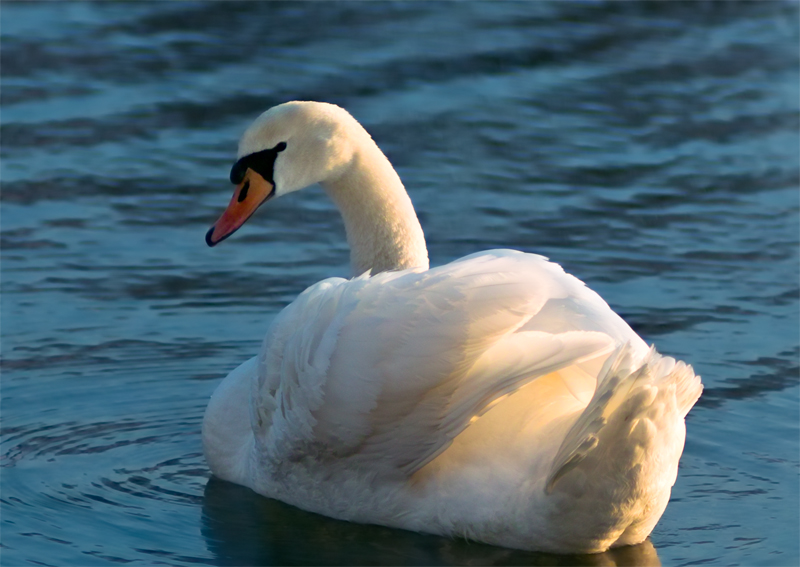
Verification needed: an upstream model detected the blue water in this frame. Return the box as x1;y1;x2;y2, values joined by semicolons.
2;2;798;566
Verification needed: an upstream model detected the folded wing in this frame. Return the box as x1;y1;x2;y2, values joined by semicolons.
253;250;648;476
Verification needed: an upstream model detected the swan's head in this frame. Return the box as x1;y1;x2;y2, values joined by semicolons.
206;101;359;246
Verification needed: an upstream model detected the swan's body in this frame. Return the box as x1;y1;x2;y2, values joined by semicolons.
202;101;702;553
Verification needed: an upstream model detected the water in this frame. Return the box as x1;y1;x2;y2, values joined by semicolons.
1;2;797;565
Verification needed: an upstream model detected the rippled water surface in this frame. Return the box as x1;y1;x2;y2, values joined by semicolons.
2;3;798;566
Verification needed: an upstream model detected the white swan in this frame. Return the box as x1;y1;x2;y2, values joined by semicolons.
201;101;702;554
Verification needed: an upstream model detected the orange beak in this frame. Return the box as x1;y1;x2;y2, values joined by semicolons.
206;169;275;247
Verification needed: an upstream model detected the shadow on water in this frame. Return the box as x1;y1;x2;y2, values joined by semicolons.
202;478;660;567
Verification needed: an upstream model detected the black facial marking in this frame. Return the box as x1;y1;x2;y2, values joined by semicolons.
237;180;250;202
230;141;287;185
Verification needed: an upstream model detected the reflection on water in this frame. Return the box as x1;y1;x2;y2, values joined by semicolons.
1;1;798;566
202;479;661;567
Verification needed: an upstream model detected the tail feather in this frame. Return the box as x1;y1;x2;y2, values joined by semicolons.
545;342;702;494
672;359;703;418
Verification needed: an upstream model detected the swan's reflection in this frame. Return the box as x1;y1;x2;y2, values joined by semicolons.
202;478;661;566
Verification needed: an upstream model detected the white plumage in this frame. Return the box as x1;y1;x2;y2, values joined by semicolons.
202;101;702;553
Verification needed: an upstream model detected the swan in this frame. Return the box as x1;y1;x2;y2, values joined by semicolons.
201;101;702;554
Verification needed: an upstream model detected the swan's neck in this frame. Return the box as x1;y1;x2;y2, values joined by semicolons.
321;140;429;276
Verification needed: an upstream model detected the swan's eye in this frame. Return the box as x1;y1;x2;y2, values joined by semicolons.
230;162;247;184
230;142;287;185
238;180;250;202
